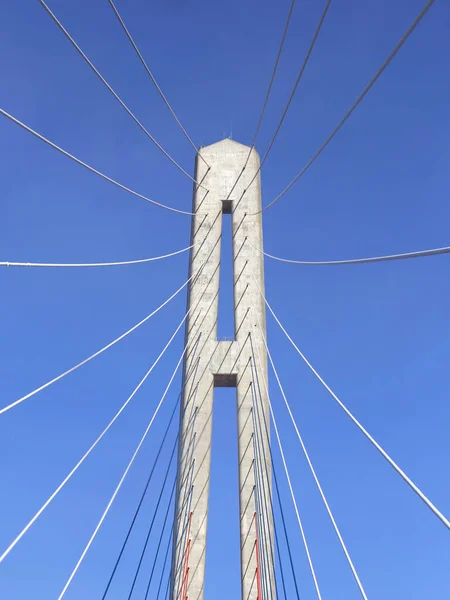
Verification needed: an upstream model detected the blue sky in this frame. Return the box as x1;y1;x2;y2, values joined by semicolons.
1;0;450;598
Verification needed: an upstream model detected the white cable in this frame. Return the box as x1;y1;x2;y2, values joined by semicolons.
107;0;209;168
0;314;184;565
0;304;189;565
251;311;322;600
236;0;332;215
263;0;437;212
0;262;217;564
255;278;450;531
252;307;368;599
0;269;196;416
224;0;297;202
0;107;197;216
56;341;189;599
0;243;194;268
40;0;207;191
248;240;450;266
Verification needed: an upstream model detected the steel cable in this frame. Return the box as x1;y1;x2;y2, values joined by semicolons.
256;281;450;532
40;0;207;190
0;107;199;216
263;0;437;212
107;0;209;168
1;244;194;268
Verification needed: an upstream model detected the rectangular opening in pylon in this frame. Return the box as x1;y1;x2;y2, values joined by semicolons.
214;373;237;388
217;208;235;340
204;388;241;599
222;199;232;214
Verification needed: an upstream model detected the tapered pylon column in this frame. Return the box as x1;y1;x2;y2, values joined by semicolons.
171;139;273;600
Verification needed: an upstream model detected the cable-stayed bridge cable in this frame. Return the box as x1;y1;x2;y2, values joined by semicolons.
254;391;300;600
162;425;197;599
144;475;177;599
250;355;276;600
171;431;197;597
0;305;190;565
0;269;197;416
251;318;321;600
263;0;437;212
158;535;175;600
255;314;369;599
107;0;209;168
2;225;223;416
173;457;196;600
1;244;194;268
163;566;172;600
251;398;273;600
0;261;219;564
40;0;207;189
126;433;179;599
127;397;199;600
251;0;297;148
249;341;297;600
145;408;199;600
225;0;297;202
249;357;282;600
256;281;450;531
249;240;450;266
55;340;191;600
232;0;332;214
0;107;198;216
150;513;175;600
141;410;198;600
100;337;201;599
100;413;177;600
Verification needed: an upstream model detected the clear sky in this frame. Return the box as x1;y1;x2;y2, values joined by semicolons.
1;0;450;598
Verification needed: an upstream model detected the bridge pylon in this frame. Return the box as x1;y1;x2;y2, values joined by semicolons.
170;139;274;600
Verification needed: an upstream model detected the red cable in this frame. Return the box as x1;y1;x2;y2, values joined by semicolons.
178;512;193;600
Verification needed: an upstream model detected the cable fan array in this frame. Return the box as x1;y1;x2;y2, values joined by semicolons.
1;0;448;598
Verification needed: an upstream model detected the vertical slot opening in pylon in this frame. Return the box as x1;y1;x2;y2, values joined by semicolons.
217;203;235;339
204;388;241;599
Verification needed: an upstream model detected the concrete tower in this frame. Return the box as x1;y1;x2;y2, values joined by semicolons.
171;139;272;600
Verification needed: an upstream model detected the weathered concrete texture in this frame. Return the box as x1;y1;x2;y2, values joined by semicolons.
171;139;273;600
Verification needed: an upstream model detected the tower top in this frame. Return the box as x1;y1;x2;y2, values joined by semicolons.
200;137;252;153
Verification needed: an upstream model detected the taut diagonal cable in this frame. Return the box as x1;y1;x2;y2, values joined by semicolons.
248;240;450;266
256;281;450;531
264;0;437;212
56;246;223;594
0;301;193;565
153;519;175;600
0;259;219;564
125;375;201;600
251;313;322;600
40;0;207;190
254;309;368;599
55;341;191;599
251;400;272;600
250;339;299;600
224;0;297;203
143;482;177;600
0;108;198;216
2;229;222;416
125;434;178;600
107;0;209;168
1;243;194;268
144;476;177;599
0;270;197;416
232;0;332;215
249;358;279;600
100;337;201;599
